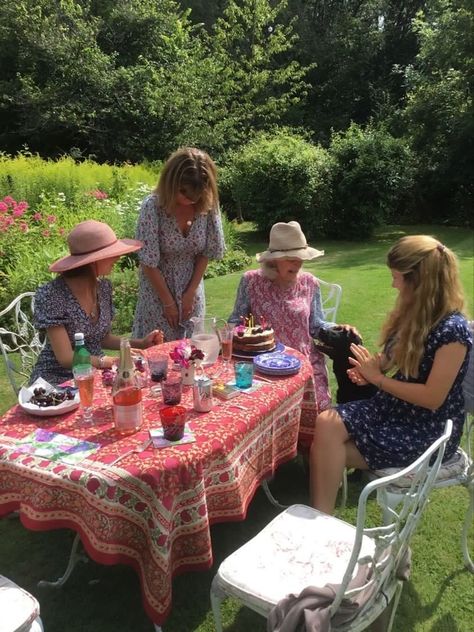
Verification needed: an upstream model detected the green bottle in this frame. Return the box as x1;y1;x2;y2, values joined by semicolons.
72;332;91;378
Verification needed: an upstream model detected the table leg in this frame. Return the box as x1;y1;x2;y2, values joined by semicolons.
38;533;88;588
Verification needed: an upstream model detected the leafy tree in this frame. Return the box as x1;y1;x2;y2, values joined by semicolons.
0;0;209;161
326;123;415;239
176;0;311;157
401;0;473;222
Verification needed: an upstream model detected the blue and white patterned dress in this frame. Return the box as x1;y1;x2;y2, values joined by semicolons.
338;312;472;468
30;276;114;385
132;194;226;342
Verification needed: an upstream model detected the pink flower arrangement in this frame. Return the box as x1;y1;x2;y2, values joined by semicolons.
169;341;204;368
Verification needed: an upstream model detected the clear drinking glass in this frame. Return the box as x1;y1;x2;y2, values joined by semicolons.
147;351;169;383
218;324;234;366
75;366;95;424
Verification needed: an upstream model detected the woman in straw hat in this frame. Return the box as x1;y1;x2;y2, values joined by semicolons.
30;220;163;386
229;221;354;413
310;235;471;514
132;147;225;342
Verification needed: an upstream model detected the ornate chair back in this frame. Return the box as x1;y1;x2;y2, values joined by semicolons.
317;278;342;323
0;292;44;394
210;420;452;632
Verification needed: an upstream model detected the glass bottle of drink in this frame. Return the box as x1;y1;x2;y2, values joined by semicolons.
72;332;94;424
112;338;143;434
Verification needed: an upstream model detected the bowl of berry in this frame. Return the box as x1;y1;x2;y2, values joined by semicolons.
19;377;80;417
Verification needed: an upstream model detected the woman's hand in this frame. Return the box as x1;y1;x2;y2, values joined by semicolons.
163;302;179;329
142;330;164;348
347;367;370;386
181;289;196;321
349;344;384;385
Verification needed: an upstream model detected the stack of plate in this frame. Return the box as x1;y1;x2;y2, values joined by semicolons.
253;352;301;376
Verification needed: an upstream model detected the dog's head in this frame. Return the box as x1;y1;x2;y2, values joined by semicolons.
315;327;362;360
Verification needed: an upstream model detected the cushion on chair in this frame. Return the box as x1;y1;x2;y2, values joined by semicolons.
372;448;470;489
216;504;376;615
0;575;40;632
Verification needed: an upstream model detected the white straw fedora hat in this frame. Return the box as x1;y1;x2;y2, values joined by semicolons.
50;220;142;273
256;221;324;262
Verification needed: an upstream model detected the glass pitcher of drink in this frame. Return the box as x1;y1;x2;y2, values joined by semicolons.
189;316;224;366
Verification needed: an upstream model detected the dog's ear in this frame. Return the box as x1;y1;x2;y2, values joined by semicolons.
348;330;362;345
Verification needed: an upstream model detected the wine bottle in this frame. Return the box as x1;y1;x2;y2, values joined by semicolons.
112;338;143;434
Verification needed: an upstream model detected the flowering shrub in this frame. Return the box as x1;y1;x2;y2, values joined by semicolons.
169;342;204;368
0;196;65;262
87;189;109;200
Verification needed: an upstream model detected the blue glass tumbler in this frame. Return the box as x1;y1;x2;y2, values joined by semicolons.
234;361;254;389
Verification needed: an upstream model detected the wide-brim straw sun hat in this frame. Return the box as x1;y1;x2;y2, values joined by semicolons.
256;221;324;262
49;220;142;273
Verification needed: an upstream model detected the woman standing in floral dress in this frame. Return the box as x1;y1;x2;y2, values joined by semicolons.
132;147;226;342
310;235;471;514
228;221;351;414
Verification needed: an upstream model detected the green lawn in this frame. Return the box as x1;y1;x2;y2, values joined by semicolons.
0;224;473;632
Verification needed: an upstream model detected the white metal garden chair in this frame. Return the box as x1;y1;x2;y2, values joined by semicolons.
210;419;452;632
0;292;44;394
318;278;342;323
0;574;44;632
368;321;474;573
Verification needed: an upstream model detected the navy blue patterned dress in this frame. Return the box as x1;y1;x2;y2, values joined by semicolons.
337;312;472;468
30;276;114;385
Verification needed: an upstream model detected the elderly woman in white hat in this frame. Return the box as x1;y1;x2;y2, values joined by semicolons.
229;221;341;412
30;220;163;386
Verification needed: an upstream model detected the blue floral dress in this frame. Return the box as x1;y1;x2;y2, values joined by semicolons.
30;277;114;385
338;312;472;468
132;194;226;342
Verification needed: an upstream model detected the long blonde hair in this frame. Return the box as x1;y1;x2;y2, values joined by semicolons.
380;235;466;377
155;147;219;215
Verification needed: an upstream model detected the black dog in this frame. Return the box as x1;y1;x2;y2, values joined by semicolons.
315;327;377;404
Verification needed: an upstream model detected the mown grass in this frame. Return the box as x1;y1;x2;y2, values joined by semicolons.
0;224;473;632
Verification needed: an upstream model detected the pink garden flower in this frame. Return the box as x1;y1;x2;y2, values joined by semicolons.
46;214;56;224
88;189;108;200
42;229;51;237
33;212;42;221
19;222;28;233
12;207;26;217
0;202;8;213
3;196;15;206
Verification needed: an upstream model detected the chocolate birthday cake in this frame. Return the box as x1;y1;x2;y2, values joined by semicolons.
233;322;275;353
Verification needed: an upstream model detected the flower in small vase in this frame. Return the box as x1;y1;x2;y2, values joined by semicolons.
169;341;205;368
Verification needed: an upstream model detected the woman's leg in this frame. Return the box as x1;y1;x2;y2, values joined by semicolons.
310;409;368;514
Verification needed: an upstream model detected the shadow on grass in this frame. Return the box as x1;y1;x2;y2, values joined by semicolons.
396;568;467;632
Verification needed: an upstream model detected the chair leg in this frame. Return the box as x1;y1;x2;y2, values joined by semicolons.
461;482;474;573
210;576;225;632
339;468;348;510
38;533;88;588
261;480;288;510
385;580;404;632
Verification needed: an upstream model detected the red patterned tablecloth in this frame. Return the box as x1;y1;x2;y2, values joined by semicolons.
0;343;316;625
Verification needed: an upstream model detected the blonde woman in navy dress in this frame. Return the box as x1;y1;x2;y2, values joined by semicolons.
132;148;225;342
310;235;472;514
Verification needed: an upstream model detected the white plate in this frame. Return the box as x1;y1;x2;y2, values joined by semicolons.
19;377;80;417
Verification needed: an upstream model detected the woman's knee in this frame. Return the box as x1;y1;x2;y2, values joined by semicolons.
311;409;347;453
